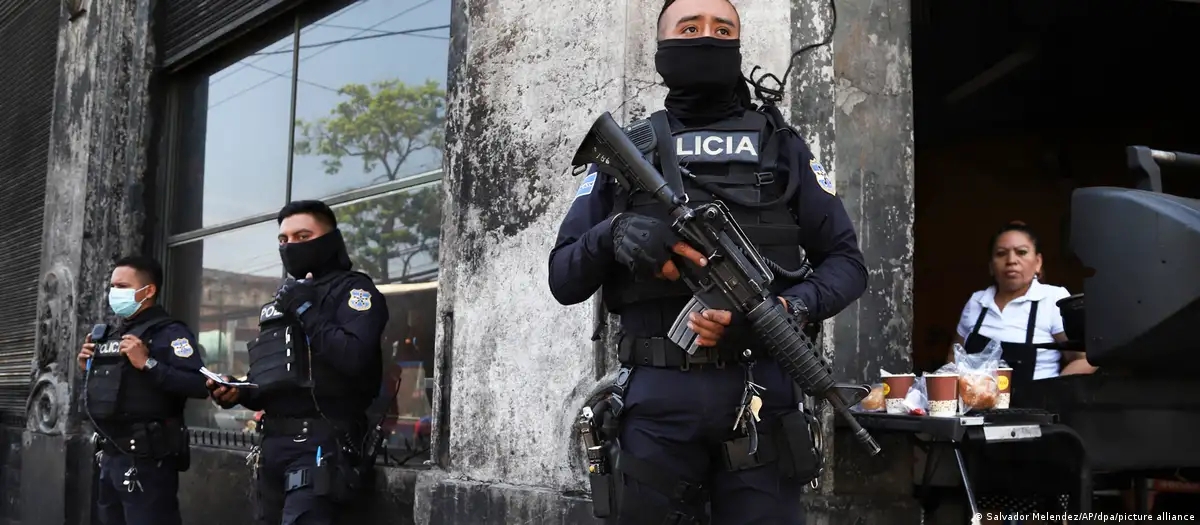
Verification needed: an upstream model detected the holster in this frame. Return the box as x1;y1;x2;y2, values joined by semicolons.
285;447;364;504
585;367;634;519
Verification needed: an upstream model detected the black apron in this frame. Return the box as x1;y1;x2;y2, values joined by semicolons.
964;300;1040;408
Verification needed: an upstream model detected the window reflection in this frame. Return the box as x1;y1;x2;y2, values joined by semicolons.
171;32;295;233
332;185;440;454
377;282;437;452
332;182;442;285
168;221;283;432
290;0;449;201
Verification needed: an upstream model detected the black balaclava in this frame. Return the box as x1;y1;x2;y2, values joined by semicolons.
280;228;353;279
656;37;745;122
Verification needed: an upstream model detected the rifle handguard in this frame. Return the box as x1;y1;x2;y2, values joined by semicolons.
746;299;881;456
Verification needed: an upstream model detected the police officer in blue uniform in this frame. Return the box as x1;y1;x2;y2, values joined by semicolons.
549;0;868;523
76;255;210;525
208;200;389;525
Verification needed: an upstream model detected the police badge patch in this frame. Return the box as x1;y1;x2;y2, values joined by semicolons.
348;289;372;312
171;338;194;358
574;172;597;200
810;159;835;196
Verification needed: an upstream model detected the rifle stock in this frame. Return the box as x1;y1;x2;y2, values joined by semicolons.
572;111;881;456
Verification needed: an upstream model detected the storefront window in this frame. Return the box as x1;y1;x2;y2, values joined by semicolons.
164;0;450;462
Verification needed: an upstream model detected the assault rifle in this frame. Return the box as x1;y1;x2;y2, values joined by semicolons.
571;112;881;456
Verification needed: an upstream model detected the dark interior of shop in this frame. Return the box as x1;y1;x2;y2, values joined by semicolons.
910;0;1200;374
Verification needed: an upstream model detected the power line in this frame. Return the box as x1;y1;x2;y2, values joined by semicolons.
313;21;449;40
210;1;371;87
249;26;450;57
241;62;340;93
248;25;451;56
208;0;445;111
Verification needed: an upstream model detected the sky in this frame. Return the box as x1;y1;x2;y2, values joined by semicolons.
193;0;450;279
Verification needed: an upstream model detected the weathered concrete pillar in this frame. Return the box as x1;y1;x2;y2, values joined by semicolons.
21;1;158;523
792;0;920;523
421;0;917;522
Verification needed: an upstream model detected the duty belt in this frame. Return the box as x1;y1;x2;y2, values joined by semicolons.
617;336;761;370
96;418;183;456
259;417;360;439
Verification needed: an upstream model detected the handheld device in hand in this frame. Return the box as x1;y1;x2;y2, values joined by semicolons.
87;324;107;370
90;324;107;342
200;367;259;389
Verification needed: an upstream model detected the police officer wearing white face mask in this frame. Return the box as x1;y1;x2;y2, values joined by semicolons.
76;255;210;525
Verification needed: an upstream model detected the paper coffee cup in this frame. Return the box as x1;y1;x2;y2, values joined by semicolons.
996;368;1013;409
882;373;915;414
926;374;959;417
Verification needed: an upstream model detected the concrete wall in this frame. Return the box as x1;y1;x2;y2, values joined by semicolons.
20;0;158;523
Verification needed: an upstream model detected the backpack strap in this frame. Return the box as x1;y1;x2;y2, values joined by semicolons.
649;110;687;199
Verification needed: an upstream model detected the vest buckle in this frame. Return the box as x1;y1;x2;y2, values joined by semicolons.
754;172;775;186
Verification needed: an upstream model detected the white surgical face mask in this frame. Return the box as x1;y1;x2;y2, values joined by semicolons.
108;285;149;318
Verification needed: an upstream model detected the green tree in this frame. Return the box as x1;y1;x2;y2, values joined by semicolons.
295;78;445;283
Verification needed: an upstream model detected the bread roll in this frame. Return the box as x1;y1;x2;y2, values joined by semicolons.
958;374;997;409
862;386;885;411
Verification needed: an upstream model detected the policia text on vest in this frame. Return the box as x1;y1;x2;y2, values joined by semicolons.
77;256;212;525
207;202;390;525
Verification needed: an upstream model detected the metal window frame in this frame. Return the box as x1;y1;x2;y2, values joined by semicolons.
154;1;448;457
164;169;444;248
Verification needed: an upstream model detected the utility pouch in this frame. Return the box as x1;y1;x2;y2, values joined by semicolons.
721;433;778;472
588;471;615;518
776;410;821;482
162;423;191;472
311;454;358;503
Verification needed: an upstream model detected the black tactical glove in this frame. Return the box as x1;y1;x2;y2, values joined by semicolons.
610;213;681;278
276;278;317;317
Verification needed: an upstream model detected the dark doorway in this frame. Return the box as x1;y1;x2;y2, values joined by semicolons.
910;0;1200;373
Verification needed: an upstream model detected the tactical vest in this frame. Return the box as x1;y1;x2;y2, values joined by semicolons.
85;309;179;421
249;272;380;417
604;109;806;311
247;299;313;393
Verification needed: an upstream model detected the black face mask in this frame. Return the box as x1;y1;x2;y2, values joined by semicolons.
279;228;352;279
655;37;745;122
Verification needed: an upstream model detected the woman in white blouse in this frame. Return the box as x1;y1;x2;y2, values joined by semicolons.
950;222;1096;520
949;222;1095;387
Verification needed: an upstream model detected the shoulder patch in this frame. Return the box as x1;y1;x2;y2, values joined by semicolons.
170;338;194;358
574;172;597;200
810;158;835;196
348;289;372;312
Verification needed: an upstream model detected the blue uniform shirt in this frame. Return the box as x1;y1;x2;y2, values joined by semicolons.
143;321;211;400
548;132;868;323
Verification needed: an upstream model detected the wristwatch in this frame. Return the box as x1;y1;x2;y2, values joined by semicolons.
781;295;809;321
143;358;159;371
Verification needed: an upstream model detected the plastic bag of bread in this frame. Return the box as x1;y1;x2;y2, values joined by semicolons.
855;383;886;412
958;374;998;410
953;341;1002;413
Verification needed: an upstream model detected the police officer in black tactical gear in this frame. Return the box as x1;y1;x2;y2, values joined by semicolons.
549;0;869;523
208;200;389;525
76;255;210;525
